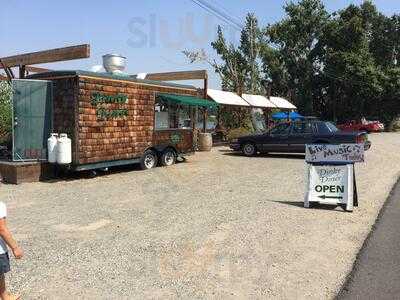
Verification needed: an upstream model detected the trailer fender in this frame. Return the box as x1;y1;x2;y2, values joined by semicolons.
151;144;177;154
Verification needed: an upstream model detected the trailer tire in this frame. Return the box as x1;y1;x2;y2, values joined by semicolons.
140;150;158;170
160;149;176;167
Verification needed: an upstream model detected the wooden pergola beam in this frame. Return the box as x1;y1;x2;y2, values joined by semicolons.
0;44;90;69
25;65;52;74
145;70;207;81
144;69;208;99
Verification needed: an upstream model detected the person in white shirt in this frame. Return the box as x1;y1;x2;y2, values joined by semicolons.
0;202;23;300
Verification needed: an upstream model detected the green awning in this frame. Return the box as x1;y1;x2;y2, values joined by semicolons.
157;93;218;108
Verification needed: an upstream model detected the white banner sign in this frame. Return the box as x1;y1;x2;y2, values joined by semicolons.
305;144;364;163
305;164;354;211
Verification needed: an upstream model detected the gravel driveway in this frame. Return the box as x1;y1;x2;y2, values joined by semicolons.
1;133;399;299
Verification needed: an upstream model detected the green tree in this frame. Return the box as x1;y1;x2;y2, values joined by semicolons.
260;44;290;98
211;26;248;95
239;13;263;94
319;3;388;121
184;13;266;131
184;1;400;128
361;1;399;69
0;81;13;142
265;0;329;115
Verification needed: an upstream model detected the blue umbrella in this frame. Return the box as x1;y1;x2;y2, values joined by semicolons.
271;112;287;119
272;112;304;120
289;112;305;119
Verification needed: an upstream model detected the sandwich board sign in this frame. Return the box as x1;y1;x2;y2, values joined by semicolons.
304;144;362;212
305;164;355;211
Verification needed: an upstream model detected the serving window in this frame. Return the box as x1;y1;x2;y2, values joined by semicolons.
195;106;217;130
155;98;192;130
155;93;218;131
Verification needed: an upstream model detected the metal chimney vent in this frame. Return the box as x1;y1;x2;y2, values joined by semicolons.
102;54;126;74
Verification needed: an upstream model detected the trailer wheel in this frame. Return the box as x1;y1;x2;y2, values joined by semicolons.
89;170;97;178
160;149;176;167
140;150;158;170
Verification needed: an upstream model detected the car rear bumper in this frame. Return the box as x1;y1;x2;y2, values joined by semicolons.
229;143;241;151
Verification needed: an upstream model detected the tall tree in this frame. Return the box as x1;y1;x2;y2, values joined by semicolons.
184;1;400;128
265;0;329;115
239;13;263;94
184;13;266;131
260;43;290;98
210;26;248;95
319;3;386;121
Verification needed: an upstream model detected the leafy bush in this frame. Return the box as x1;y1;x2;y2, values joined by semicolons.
219;107;253;130
388;117;400;132
226;127;254;141
0;81;13;143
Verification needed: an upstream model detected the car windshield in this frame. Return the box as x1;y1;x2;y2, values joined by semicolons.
325;122;339;133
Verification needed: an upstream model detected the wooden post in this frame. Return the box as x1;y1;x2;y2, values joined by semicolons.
0;59;14;80
203;74;208;99
19;65;26;79
175;105;180;128
190;106;196;150
217;106;221;128
203;108;207;133
190;106;195;130
193;106;199;150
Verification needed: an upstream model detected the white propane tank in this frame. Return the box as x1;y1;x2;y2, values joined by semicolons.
57;133;72;164
47;133;58;163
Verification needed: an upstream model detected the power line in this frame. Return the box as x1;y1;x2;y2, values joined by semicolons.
200;0;243;28
188;0;243;30
209;0;243;24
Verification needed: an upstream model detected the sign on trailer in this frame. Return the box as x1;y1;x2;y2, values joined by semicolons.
306;144;364;163
305;164;354;211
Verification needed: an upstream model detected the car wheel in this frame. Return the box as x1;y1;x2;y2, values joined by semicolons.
140;150;158;170
242;143;256;156
160;149;176;167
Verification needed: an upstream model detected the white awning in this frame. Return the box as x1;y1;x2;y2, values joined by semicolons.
207;89;250;107
241;94;277;108
207;89;296;109
269;96;297;109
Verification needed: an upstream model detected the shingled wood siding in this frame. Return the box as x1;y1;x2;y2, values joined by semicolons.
52;77;79;163
75;76;197;165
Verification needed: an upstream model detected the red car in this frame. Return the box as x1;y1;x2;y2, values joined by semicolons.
337;118;384;133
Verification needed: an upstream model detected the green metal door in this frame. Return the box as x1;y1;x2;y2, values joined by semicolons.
12;79;52;161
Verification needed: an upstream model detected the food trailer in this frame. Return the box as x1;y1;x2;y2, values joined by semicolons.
17;70;216;171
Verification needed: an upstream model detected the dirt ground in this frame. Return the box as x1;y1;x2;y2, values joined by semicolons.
0;133;399;299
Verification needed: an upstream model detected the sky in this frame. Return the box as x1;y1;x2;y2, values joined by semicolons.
1;0;399;88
